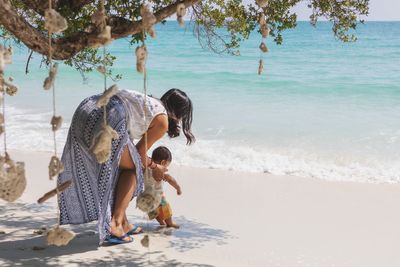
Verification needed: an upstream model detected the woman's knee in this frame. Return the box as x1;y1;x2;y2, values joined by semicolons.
120;170;137;185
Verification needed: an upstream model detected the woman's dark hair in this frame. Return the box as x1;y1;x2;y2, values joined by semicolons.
152;146;172;163
160;88;195;145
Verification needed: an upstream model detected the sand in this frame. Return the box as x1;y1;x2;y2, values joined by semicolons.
1;150;400;266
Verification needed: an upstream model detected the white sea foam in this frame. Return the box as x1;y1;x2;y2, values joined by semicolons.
4;105;400;184
158;139;400;184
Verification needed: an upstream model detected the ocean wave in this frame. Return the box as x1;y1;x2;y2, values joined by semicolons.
4;106;400;184
158;139;400;184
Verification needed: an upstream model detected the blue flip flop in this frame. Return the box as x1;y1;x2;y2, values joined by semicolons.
105;233;133;245
127;226;143;235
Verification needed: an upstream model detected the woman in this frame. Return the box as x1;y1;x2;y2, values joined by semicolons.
57;88;194;244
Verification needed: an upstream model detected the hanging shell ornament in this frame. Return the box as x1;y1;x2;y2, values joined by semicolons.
136;45;148;74
91;4;106;27
137;171;163;213
91;124;119;164
176;3;186;27
48;155;64;180
140;4;157;36
259;42;268;53
0;46;12;71
260;24;270;38
259;14;266;26
141;235;149;248
258;59;264;75
43;63;58;90
0;153;26;202
51;115;62;131
44;9;68;33
256;0;269;8
4;81;18;96
97;65;106;75
47;226;75;246
148;27;157;39
98;25;112;45
96;84;118;108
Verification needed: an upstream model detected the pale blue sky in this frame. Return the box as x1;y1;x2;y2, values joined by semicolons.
246;0;400;21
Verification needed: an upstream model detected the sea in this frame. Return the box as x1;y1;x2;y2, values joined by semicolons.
2;21;400;183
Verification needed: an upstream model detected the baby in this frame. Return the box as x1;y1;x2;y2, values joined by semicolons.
148;146;182;228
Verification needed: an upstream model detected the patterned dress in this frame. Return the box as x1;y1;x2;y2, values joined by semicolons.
57;90;166;244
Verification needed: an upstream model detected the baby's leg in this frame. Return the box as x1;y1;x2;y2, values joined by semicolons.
165;217;180;229
156;215;166;226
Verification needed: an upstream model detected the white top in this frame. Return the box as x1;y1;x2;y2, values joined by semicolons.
116;89;167;141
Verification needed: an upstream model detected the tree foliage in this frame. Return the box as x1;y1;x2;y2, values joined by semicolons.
0;0;369;76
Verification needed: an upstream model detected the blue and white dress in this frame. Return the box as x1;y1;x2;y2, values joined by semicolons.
57;89;166;244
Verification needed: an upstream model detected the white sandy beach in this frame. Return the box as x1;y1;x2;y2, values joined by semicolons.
1;150;400;267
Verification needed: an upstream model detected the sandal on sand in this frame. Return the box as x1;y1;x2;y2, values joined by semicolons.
127;226;143;235
105;233;133;245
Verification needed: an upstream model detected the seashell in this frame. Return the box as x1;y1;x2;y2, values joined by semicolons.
259;14;266;26
135;45;148;74
260;24;270;38
96;84;119;108
97;65;106;75
256;0;269;8
44;9;68;33
43;63;58;90
176;3;186;27
51;116;62;131
98;25;112;45
141;235;149;248
91;124;119;164
0;154;26;202
4;81;17;96
259;42;268;53
48;156;64;180
140;4;157;30
148;27;157;39
47;227;75;246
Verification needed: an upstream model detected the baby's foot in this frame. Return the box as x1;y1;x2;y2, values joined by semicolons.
166;223;180;229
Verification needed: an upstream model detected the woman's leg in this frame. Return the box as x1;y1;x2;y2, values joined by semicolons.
110;146;137;240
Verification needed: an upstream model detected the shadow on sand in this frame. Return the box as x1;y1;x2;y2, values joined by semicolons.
0;203;230;266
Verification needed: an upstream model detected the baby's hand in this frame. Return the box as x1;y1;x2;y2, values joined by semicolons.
177;188;182;195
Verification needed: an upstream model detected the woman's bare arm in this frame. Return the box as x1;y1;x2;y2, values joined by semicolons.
136;114;168;166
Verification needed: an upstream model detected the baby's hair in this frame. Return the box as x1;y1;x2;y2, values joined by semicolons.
151;146;172;164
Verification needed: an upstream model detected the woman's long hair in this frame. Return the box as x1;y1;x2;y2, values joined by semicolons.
160;88;195;145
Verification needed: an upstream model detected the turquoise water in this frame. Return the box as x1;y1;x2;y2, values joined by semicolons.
3;21;400;183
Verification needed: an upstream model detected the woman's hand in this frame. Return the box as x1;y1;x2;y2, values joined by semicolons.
152;164;168;182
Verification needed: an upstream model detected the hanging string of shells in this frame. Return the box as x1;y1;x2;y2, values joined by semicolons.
256;0;270;75
0;46;27;203
36;0;75;247
136;2;157;251
91;0;120;165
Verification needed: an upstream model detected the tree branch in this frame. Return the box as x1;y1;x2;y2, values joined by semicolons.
0;0;200;60
22;0;95;15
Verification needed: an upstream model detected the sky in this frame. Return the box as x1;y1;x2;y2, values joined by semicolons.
247;0;400;21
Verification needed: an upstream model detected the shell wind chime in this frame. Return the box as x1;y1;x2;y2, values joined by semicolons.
135;2;160;249
90;0;120;164
0;45;27;203
176;3;187;27
256;2;270;75
35;0;75;246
